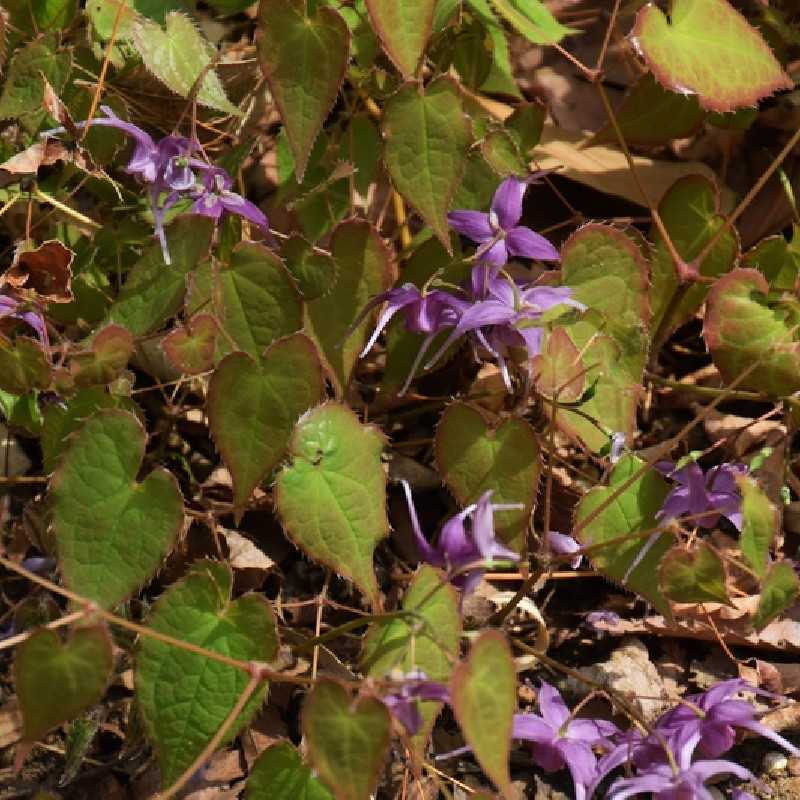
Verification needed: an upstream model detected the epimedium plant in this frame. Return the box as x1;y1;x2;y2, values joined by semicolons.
1;0;800;798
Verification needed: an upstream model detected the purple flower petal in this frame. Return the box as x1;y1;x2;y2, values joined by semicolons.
400;480;442;567
490;177;527;231
447;210;493;243
476;238;508;265
546;531;582;568
537;681;570;729
506;226;560;261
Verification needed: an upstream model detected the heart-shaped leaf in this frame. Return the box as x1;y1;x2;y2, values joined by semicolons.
305;219;394;396
275;403;388;607
532;327;585;402
362;565;461;754
257;0;350;181
52;409;184;608
109;216;214;336
383;77;471;251
575;454;674;617
704;267;800;396
738;475;778;578
15;625;113;743
659;543;730;605
131;12;240;114
161;314;218;374
435;402;540;550
589;73;705;147
246;742;333;800
632;0;791;112
70;324;133;387
136;560;278;788
208;333;325;516
753;561;800;631
365;0;435;78
303;679;391;800
281;235;338;300
650;175;739;338
0;336;50;395
451;630;515;797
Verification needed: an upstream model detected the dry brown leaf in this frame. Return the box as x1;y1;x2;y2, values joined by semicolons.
0;699;23;749
219;529;274;572
4;240;74;303
0;140;84;175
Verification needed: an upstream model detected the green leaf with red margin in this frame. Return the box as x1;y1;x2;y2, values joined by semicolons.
383;77;471;252
16;625;113;743
70;324;133;387
302;679;391;800
52;409;184;608
753;561;800;631
365;0;436;79
659;542;730;605
305;219;394;397
451;630;516;797
275;403;388;607
362;565;461;756
532;327;584;402
136;560;278;788
245;742;334;800
257;0;350;181
650;175;739;338
575;454;674;618
0;335;50;395
704;268;800;396
632;0;791;113
738;474;779;578
217;241;303;361
208;333;325;517
435;402;540;551
589;72;705;147
161;314;218;375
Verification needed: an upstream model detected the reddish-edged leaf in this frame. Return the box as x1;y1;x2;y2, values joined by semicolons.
365;0;436;79
70;324;133;387
532;327;584;402
161;314;218;374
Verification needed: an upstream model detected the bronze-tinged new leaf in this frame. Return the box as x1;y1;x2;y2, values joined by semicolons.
15;625;113;744
0;335;50;395
451;630;516;797
365;0;436;79
632;0;792;112
161;314;218;375
303;679;391;800
532;327;584;402
659;543;730;605
257;0;350;181
69;324;133;387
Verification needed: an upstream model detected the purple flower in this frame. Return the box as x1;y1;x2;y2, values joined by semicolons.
512;682;618;800
546;531;583;568
448;176;560;266
400;481;520;594
656;461;747;530
382;671;450;735
191;167;268;229
586;610;621;629
0;294;49;353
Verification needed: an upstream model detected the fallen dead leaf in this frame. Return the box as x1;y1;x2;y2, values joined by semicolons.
0;699;23;749
4;239;74;303
219;529;274;573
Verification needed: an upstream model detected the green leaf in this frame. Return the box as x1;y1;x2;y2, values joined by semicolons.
217;241;303;360
87;0;186;37
52;410;184;608
435;402;540;550
109;216;214;336
161;314;218;374
3;0;78;33
303;680;391;800
704;268;800;396
488;0;576;45
365;0;435;78
131;12;240;115
738;475;778;578
481;128;527;177
257;0;350;181
281;235;339;300
0;35;71;132
16;626;111;743
451;19;494;90
532;327;585;402
136;560;278;788
451;630;515;797
753;561;800;630
575;454;674;617
650;175;739;338
464;0;522;97
0;389;43;436
304;220;394;396
275;403;388;606
339;114;382;197
208;333;325;516
383;77;471;252
0;336;51;395
207;0;254;14
632;0;791;112
70;324;133;387
742;225;800;291
659;543;730;604
362;565;461;753
589;73;705;147
246;742;334;800
505;102;546;154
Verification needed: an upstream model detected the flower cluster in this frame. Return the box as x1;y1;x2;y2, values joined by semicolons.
50;106;268;265
356;177;583;395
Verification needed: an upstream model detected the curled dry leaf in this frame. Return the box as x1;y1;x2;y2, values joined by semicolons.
4;240;74;302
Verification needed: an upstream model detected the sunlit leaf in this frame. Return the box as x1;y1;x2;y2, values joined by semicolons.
365;0;436;78
659;542;730;604
488;0;576;45
738;475;778;578
742;224;800;291
246;742;333;800
753;561;800;630
136;560;278;788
